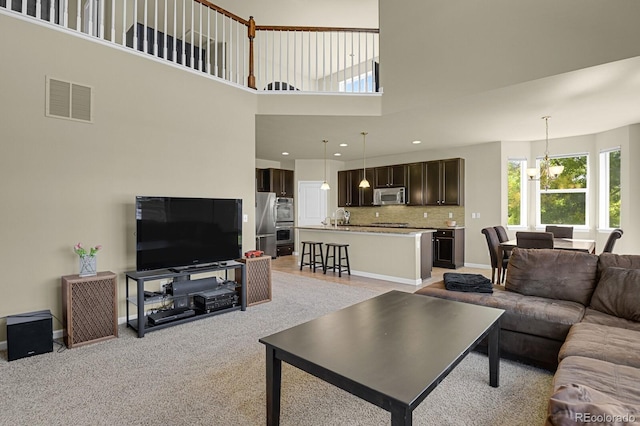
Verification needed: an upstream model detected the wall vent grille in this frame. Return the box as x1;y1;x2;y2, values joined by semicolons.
46;77;93;123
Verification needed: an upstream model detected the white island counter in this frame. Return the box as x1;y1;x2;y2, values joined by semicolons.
297;225;436;285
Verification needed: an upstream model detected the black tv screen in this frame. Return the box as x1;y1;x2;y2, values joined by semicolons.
136;196;242;271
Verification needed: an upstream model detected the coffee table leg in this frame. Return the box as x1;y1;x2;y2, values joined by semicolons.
488;321;500;387
266;346;282;426
390;404;412;426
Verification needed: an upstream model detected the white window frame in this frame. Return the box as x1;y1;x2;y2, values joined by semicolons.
535;153;589;229
598;147;621;231
507;158;528;229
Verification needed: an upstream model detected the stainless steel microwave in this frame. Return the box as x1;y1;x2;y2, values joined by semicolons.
373;187;406;205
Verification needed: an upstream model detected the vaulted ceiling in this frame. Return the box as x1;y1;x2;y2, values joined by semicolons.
230;0;640;162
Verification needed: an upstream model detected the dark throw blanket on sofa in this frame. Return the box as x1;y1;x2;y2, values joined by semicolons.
443;273;493;293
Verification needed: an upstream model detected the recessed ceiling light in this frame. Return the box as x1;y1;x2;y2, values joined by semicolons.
412;140;422;145
339;143;348;147
333;153;342;157
282;152;289;156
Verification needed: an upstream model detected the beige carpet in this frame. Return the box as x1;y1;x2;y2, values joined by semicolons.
0;271;552;425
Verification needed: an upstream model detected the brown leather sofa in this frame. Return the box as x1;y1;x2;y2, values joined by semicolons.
415;249;640;424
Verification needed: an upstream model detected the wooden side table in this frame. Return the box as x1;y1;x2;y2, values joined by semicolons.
61;271;118;348
236;256;272;306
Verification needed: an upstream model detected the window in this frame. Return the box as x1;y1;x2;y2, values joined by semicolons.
536;154;588;226
339;71;374;93
507;159;527;226
599;148;621;229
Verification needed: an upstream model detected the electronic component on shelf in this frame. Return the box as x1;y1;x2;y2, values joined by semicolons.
193;288;237;313
147;308;195;326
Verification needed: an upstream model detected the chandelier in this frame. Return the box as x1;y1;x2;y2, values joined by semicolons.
526;116;563;191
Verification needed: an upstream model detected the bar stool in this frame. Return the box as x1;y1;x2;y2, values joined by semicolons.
300;241;325;272
324;243;351;277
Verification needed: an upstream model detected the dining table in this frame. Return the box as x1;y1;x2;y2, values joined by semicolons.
500;238;596;254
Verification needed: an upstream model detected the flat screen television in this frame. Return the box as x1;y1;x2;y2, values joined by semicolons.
136;196;243;272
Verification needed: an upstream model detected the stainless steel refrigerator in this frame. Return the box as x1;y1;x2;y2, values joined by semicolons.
255;192;277;258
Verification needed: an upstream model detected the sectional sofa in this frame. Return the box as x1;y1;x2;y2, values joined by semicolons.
415;248;640;424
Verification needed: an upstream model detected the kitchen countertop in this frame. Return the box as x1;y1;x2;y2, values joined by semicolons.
297;225;438;235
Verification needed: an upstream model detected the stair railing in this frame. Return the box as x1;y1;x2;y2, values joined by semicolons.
1;0;379;93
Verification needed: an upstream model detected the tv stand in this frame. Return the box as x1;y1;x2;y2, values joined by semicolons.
125;261;246;337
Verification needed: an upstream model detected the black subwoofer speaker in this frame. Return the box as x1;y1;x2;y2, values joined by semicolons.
6;309;53;361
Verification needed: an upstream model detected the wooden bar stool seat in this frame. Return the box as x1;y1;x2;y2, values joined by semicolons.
300;241;325;272
324;243;351;277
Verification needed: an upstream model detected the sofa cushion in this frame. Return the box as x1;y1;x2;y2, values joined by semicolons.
597;253;640;280
559;322;640;368
547;383;640;426
552;356;640;411
505;248;598;305
590;267;640;322
582;308;640;332
415;281;584;341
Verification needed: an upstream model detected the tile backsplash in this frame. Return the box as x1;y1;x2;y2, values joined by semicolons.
344;206;465;228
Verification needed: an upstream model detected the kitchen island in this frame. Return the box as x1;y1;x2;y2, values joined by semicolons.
297;225;436;285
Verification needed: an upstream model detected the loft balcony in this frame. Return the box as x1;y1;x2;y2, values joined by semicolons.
1;0;379;94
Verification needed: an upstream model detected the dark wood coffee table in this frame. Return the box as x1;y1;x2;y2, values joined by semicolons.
259;290;504;426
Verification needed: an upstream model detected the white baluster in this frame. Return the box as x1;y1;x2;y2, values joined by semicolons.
133;0;138;50
99;0;104;39
153;0;157;56
172;0;176;62
189;0;193;69
110;0;115;42
163;0;167;59
121;0;126;46
181;0;185;65
214;11;218;77
206;6;210;74
221;13;225;78
76;0;80;32
198;2;202;71
36;0;41;20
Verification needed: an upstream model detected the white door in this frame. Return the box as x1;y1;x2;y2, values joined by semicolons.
298;181;327;226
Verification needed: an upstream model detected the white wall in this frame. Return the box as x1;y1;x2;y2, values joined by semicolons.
0;14;257;341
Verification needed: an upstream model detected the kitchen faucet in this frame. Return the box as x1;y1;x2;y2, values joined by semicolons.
334;208;346;227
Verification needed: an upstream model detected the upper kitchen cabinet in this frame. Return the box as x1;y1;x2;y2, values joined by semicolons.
406;162;425;206
267;168;295;197
425;158;465;206
256;168;269;192
338;169;374;207
360;169;375;207
338;169;362;207
374;165;406;188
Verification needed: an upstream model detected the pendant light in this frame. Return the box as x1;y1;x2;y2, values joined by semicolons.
526;116;564;191
358;132;370;188
320;139;330;190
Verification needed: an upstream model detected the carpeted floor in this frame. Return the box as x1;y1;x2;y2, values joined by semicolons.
0;271;553;425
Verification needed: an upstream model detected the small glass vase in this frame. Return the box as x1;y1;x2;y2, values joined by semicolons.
79;255;97;277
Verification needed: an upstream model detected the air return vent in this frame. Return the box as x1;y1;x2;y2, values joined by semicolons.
46;77;93;123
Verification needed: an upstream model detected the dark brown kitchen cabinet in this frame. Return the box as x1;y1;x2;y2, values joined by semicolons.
406;163;425;206
338;169;374;207
256;168;269;192
268;168;294;197
338;169;362;207
433;228;465;269
425;158;465;206
360;169;375;207
374;165;406;188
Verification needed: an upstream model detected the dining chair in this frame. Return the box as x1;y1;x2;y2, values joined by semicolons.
481;227;508;284
602;229;623;253
493;225;509;243
545;225;574;239
516;231;554;249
